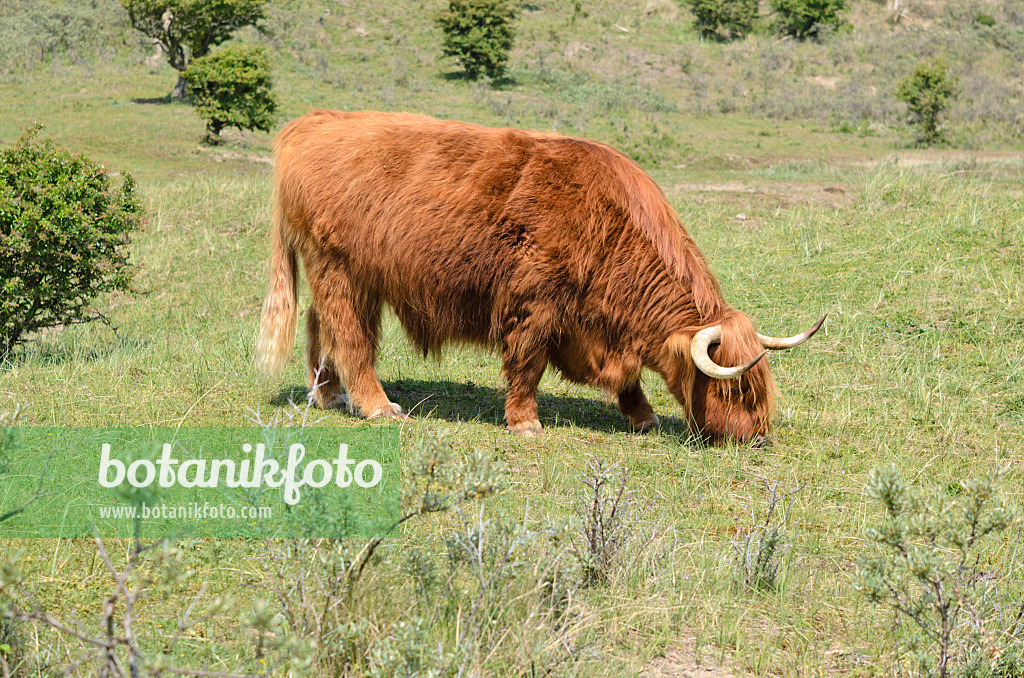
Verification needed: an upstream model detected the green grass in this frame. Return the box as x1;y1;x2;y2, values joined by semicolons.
1;0;1024;675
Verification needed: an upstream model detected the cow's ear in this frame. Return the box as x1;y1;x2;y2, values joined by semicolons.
665;330;691;357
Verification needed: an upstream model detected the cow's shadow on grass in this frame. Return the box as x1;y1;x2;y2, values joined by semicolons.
268;377;698;441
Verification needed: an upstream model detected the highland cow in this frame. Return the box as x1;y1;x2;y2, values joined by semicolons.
255;110;823;443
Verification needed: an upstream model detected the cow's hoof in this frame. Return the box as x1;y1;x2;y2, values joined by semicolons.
507;419;542;436
630;413;660;434
368;402;409;421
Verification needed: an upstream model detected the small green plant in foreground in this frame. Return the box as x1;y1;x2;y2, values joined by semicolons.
435;0;518;80
856;466;1023;678
182;46;278;144
572;454;645;587
732;475;804;592
894;59;959;146
0;127;141;354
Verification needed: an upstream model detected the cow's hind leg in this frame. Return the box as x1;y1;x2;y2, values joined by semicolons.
305;306;346;409
618;381;660;433
308;272;403;420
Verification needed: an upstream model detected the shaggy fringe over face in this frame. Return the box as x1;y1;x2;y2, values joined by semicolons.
703;312;776;442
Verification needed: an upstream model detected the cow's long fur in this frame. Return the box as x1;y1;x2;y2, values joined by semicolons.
255;110;776;442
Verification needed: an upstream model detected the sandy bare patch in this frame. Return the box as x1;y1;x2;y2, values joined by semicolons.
564;41;592;59
670;181;853;208
806;75;839;90
194;146;274;166
643;636;741;678
852;150;1024;168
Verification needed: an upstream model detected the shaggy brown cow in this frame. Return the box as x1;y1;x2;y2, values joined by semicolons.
255;110;823;443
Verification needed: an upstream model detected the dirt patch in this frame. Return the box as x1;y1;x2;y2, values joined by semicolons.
643;637;740;678
563;41;592;59
194;146;274;166
670;181;854;209
851;150;1024;168
806;75;839;90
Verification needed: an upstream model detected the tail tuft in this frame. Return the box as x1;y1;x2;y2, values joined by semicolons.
254;199;298;379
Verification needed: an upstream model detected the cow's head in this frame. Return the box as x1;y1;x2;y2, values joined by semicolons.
665;313;825;445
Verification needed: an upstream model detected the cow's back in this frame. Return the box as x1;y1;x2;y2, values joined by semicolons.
275;111;549;352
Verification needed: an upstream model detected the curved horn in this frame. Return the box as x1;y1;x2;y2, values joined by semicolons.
757;314;827;351
690;325;767;380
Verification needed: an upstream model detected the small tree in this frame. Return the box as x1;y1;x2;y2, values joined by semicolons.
769;0;848;40
121;0;269;98
435;0;518;80
182;46;277;144
894;59;959;146
687;0;760;41
0;127;141;354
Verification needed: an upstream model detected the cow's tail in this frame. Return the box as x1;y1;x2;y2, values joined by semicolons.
255;190;298;379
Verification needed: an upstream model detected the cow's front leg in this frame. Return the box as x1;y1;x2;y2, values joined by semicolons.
503;348;547;435
617;381;660;433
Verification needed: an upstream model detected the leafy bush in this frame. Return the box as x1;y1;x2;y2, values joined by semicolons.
435;0;518;80
856;466;1023;678
121;0;269;98
769;0;848;40
182;46;277;144
0;127;141;354
686;0;760;41
894;59;959;146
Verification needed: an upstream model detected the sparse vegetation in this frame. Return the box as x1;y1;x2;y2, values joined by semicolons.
0;126;140;354
435;0;518;80
731;475;804;592
181;45;277;144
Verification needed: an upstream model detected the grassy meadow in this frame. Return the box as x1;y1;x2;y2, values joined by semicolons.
1;0;1023;675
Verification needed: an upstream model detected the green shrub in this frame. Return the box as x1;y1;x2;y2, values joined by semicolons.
182;46;277;144
856;467;1022;678
686;0;760;41
894;59;959;146
769;0;848;40
435;0;518;80
0;127;141;354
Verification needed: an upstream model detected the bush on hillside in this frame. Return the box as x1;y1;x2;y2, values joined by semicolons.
435;0;518;80
0;127;141;354
686;0;760;41
182;46;277;144
121;0;270;98
894;58;959;146
769;0;848;40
